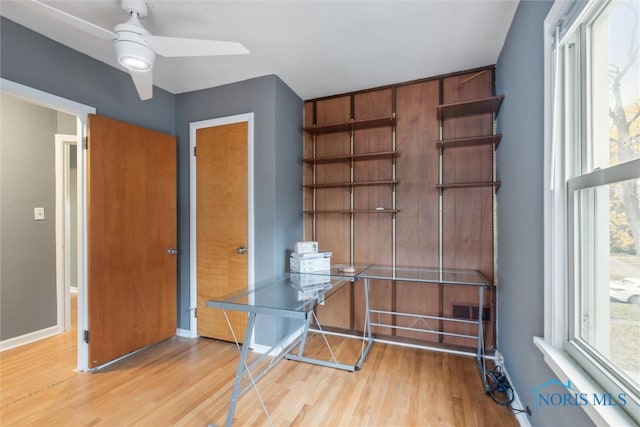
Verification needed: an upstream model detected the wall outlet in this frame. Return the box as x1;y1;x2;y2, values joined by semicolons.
34;207;45;221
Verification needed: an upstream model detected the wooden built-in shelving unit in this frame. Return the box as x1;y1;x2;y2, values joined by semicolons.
302;66;500;351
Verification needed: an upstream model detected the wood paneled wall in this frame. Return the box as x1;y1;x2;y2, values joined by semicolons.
303;66;497;349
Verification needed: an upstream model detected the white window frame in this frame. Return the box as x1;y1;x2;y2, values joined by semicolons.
537;0;640;425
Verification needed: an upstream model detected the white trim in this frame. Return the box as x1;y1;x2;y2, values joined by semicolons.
189;113;255;340
1;78;94;371
541;2;640;424
0;79;94;117
55;136;65;332
76;115;89;372
251;326;304;356
544;0;568;348
543;0;602;350
55;134;77;333
494;353;532;427
176;328;197;338
0;326;62;352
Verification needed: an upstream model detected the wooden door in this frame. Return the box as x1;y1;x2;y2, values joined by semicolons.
196;122;248;342
87;114;177;368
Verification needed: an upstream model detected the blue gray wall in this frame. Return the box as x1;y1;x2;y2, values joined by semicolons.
496;2;593;426
174;75;303;342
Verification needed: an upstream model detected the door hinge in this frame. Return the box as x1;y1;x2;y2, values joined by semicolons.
193;146;197;156
194;308;197;318
84;136;88;150
83;330;90;343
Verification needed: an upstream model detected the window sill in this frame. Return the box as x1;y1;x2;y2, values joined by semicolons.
533;337;636;426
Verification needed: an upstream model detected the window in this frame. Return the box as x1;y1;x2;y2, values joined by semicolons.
545;0;640;423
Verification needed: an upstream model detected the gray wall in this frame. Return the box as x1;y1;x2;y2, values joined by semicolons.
1;94;58;339
271;76;304;343
56;111;76;135
174;75;303;344
496;1;593;426
274;77;304;273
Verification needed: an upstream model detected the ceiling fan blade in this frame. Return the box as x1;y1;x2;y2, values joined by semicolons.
129;69;153;101
29;0;115;41
142;35;249;58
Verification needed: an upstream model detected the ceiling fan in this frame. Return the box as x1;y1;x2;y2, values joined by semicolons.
30;0;249;100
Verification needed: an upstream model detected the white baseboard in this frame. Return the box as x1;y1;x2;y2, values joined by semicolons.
175;325;303;354
251;326;304;355
176;328;197;338
0;325;62;352
494;352;532;427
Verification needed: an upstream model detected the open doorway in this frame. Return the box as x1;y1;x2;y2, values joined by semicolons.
55;134;78;332
1;93;76;349
0;78;94;370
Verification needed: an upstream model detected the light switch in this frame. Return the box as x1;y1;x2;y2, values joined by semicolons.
34;207;45;221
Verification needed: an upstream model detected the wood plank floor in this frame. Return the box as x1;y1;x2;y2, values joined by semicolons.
0;297;519;426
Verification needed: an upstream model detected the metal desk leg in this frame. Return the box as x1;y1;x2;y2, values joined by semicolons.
224;312;258;427
286;310;360;371
295;310;314;357
355;278;375;371
477;285;489;393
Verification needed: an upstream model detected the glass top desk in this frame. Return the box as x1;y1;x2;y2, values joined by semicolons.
303;265;491;373
206;273;356;319
206;265;491;427
206;272;362;427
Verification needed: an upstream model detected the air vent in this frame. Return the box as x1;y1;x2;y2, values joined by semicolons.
452;304;490;321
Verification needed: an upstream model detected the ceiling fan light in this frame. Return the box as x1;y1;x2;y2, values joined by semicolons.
120;55;150;70
114;38;155;71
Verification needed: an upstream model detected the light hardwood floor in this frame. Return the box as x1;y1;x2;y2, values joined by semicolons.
0;296;519;426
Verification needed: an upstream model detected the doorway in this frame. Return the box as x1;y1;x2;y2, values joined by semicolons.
55;134;78;333
1;78;93;369
189;113;255;341
1;80;178;371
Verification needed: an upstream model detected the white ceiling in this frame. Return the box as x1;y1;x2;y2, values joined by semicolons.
0;0;519;100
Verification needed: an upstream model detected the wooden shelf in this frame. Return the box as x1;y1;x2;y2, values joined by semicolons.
304;115;395;135
437;96;504;121
436;135;501;149
304;180;399;189
436;181;501;191
302;151;399;165
304;209;400;214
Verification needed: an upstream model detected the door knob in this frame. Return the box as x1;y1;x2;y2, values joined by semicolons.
236;246;247;254
167;247;178;255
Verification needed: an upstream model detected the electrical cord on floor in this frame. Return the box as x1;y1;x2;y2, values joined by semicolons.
483;362;532;416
